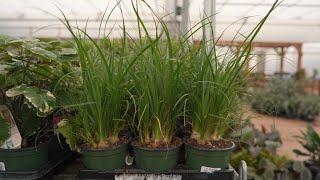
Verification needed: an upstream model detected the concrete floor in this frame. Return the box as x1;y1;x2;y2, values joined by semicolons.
244;109;320;161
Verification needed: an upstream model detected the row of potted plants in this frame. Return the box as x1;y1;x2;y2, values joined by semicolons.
55;1;278;173
0;0;279;174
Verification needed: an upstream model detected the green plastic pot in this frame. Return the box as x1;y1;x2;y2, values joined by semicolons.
133;141;181;172
185;141;235;170
81;142;127;171
0;142;48;171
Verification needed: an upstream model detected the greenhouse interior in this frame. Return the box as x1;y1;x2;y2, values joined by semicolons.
0;0;319;180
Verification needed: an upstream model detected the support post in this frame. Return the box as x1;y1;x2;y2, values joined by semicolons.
165;0;179;37
296;44;303;72
203;0;216;49
274;47;286;76
180;0;190;37
280;47;285;74
256;50;266;74
318;80;320;95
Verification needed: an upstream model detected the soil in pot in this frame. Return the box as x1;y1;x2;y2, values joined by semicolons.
185;138;235;170
0;141;48;171
132;138;182;172
81;139;128;171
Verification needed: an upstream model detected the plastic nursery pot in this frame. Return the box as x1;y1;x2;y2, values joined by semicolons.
0;142;48;171
132;139;182;173
81;142;127;171
185;140;235;170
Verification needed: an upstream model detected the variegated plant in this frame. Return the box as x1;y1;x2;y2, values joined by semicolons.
6;84;56;117
0;35;78;146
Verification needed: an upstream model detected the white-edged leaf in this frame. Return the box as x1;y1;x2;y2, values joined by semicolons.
5;46;20;57
60;48;77;56
28;47;57;61
21;42;56;61
6;84;56;115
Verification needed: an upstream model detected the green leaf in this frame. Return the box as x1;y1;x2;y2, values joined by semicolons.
21;42;57;61
293;149;309;156
6;84;56;116
27;47;57;61
7;39;25;45
0;35;16;46
60;48;77;56
0;74;5;88
5;46;20;57
48;41;61;47
57;120;78;150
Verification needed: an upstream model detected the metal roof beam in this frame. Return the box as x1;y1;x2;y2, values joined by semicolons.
216;3;320;8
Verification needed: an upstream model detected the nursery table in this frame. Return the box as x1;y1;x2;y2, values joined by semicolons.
77;161;248;180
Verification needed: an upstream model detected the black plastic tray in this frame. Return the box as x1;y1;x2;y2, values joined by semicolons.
0;148;74;180
78;167;235;180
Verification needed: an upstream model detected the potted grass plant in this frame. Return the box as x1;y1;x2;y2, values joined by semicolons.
55;27;129;171
184;1;279;170
130;49;187;172
0;35;77;171
128;3;189;172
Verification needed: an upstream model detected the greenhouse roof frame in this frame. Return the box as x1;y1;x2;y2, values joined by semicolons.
0;0;318;42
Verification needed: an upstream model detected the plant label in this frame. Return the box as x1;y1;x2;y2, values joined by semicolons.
0;105;22;149
115;174;182;180
200;166;221;173
0;162;5;171
125;154;134;166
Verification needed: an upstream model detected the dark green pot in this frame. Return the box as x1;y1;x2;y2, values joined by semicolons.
0;142;48;171
133;142;181;172
185;141;235;170
81;143;127;171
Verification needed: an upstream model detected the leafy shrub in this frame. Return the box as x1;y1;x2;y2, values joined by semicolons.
251;78;320;121
0;35;78;145
295;95;320;121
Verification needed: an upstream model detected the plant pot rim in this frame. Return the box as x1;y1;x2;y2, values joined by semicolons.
0;141;47;152
185;139;235;152
81;141;127;152
131;138;182;151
